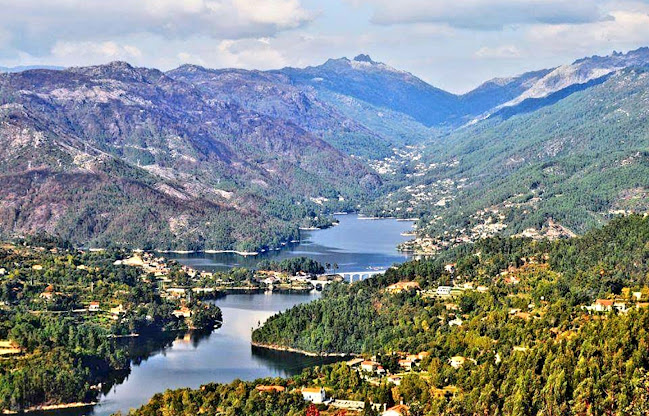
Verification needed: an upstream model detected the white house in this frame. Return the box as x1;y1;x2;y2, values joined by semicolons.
302;387;326;404
436;286;452;296
614;302;628;313
387;375;402;386
449;356;466;369
361;360;379;372
449;317;463;327
88;301;100;312
585;299;614;313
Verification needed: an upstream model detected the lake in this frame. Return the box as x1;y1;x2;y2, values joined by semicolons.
51;215;413;416
166;214;414;273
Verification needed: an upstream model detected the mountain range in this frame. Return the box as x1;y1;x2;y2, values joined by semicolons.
2;47;649;249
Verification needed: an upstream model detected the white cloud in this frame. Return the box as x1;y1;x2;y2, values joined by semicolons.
51;41;143;63
233;0;312;26
1;0;649;94
476;45;522;58
525;9;649;55
349;0;610;29
0;0;313;55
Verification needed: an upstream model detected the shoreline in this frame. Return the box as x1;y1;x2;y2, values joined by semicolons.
3;402;97;414
204;249;259;256
251;341;353;358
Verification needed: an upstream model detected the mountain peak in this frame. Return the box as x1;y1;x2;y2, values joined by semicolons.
66;61;165;83
353;54;374;63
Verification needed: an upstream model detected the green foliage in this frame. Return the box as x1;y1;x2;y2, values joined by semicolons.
125;379;307;416
0;244;221;412
248;215;649;414
257;257;325;275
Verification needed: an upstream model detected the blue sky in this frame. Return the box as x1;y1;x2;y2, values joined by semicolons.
1;0;649;92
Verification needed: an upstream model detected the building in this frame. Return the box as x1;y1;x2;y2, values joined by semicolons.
387;375;402;386
40;284;55;301
110;304;126;316
585;299;614;312
173;307;192;319
449;356;466;369
449;317;463;327
361;360;379;372
166;288;187;298
256;385;285;393
261;276;279;285
301;387;326;404
383;404;410;416
436;286;452;296
346;358;364;367
398;359;414;370
387;281;421;293
88;301;100;312
614;302;628;313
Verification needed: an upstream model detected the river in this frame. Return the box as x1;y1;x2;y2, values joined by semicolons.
165;214;414;273
50;215;413;416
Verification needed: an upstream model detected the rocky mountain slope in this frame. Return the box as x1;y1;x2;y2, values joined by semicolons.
277;54;461;127
166;65;396;158
2;47;649;250
0;62;379;250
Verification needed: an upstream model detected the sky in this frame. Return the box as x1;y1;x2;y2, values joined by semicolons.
1;0;649;92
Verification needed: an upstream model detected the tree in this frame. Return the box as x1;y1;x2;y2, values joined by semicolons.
305;404;320;416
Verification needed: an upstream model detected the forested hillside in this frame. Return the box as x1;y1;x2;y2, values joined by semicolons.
0;242;221;411
0;62;380;251
373;65;649;250
3;48;649;252
247;215;649;414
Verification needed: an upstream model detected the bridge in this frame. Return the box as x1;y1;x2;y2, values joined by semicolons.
306;269;389;289
338;269;387;283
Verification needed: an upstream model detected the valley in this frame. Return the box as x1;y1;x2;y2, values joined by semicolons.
2;44;649;416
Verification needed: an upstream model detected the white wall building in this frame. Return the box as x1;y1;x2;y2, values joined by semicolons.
302;387;326;404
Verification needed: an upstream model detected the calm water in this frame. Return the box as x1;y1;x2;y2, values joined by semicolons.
51;215;413;416
166;214;414;273
73;293;330;416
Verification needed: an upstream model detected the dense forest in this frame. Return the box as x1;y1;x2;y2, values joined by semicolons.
250;215;649;414
122;215;649;415
123;363;394;416
256;257;326;275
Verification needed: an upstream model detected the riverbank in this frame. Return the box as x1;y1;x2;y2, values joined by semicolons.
251;341;354;358
2;402;97;414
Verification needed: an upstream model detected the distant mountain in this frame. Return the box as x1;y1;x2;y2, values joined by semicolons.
166;65;395;158
3;47;649;250
379;64;649;242
0;62;379;250
490;47;649;114
276;54;461;127
459;68;553;117
0;65;64;73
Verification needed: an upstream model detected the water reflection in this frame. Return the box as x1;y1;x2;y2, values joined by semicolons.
166;214;414;273
50;216;413;416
